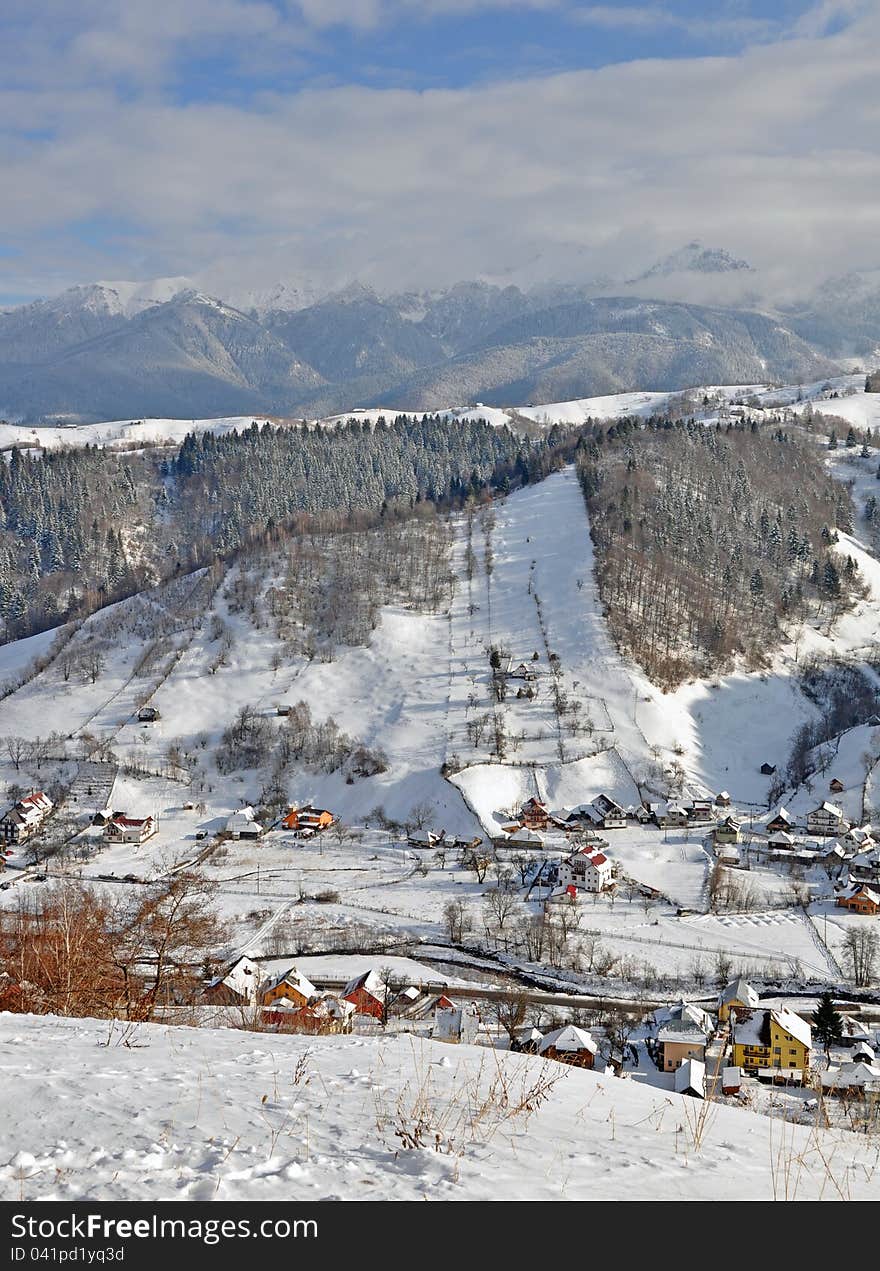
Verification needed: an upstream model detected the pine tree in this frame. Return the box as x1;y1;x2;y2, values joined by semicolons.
811;990;843;1062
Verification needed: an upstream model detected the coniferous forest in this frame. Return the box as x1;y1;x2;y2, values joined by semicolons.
576;416;862;687
0;416;567;642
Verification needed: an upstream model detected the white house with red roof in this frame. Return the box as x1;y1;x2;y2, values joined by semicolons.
104;814;157;844
558;845;613;893
0;791;53;844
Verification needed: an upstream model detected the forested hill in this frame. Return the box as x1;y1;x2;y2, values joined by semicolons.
576;418;860;687
0;415;566;643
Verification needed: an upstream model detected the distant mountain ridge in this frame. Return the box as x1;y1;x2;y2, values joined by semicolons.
0;253;869;422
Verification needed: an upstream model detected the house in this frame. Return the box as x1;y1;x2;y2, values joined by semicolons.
760;763;777;776
589;794;627;829
766;807;793;834
829;777;845;794
276;704;292;716
0;791;53;845
836;883;880;915
721;1066;742;1095
520;798;550;830
852;1042;876;1065
506;661;538;682
635;803;657;824
432;1004;479;1044
715;791;732;807
842;826;875;851
656;1005;712;1072
558;846;613;893
226;807;264;839
842;1017;874;1047
767;829;795;851
501;825;545;849
342;969;388;1020
203;955;262;1005
718;977;760;1023
654;802;689;828
714;815;743;846
283;805;334;834
137;705;160;723
687;798;715;822
104;814;157;845
849;847;880;882
820;1062;880;1095
806;801;849;837
263;993;354;1034
510;1026;544;1054
674;1058;705;1098
537;1025;598;1068
731;1008;811;1074
261;966;318;1009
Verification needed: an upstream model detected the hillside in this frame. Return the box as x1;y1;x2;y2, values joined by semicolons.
1;1012;875;1201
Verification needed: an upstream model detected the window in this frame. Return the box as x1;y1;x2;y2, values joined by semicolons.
773;1047;781;1055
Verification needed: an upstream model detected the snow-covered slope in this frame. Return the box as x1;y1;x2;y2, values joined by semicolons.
1;1013;874;1201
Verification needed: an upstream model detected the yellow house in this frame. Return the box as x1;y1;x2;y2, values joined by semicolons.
731;1008;811;1073
717;977;760;1023
261;966;318;1009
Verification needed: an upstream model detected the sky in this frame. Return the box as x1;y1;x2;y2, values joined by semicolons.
0;0;879;306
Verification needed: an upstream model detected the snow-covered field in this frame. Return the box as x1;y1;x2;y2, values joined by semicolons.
2;1013;878;1202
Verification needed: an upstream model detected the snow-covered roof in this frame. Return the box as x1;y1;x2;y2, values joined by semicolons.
811;801;844;818
267;966;318;1001
674;1059;705;1096
735;1008;811;1049
720;978;759;1009
538;1025;598;1055
343;969;388;1002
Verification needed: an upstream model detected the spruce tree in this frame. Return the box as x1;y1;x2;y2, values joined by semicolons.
811;990;844;1062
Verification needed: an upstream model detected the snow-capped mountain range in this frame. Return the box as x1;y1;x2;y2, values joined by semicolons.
1;246;878;423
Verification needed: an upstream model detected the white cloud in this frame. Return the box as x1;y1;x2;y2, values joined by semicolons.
1;2;880;300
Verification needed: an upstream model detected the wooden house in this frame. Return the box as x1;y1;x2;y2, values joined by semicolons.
520;798;550;830
263;994;354;1035
203;955;262;1005
342;969;388;1020
715;791;732;807
283;805;334;834
767;807;793;834
836;884;880;915
537;1025;598;1068
829;777;845;794
137;705;160;723
226;807;264;839
261;966;318;1009
760;762;777;776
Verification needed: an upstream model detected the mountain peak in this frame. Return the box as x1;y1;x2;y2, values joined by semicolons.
632;242;753;283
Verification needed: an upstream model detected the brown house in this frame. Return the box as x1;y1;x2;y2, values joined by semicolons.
837;884;880;915
537;1025;598;1068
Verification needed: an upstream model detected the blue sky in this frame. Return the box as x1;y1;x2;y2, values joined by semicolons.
0;0;878;305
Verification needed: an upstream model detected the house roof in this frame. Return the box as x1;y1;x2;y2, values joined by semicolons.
109;815;153;828
735;1008;811;1049
267;966;318;1001
769;806;791;824
720;977;759;1008
538;1025;598;1055
674;1059;705;1095
812;801;844;818
343;969;388;1002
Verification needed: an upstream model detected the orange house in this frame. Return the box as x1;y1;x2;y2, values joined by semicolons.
837;885;880;915
261;966;318;1008
283;806;334;833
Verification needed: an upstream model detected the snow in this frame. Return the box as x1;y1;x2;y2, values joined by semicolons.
0;416;277;452
1;1012;877;1201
